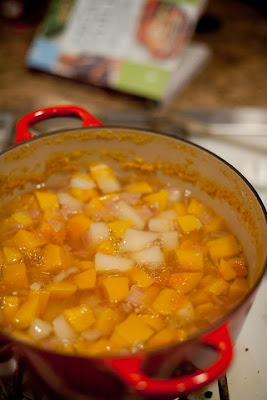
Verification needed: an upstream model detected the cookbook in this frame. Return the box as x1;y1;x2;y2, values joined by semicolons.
26;0;209;102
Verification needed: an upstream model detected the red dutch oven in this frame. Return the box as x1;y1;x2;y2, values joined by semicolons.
0;105;266;400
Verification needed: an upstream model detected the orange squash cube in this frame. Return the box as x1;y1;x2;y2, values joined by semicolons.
10;230;45;251
2;296;19;324
2;262;28;290
152;288;184;315
143;191;169;212
96;240;116;255
139;314;165;332
102;276;129;302
95;308;120;335
69;188;98;203
229;278;249;300
177;215;202;233
228;257;248;277
168;272;203;294
115;314;154;346
66;214;91;247
77;260;94;271
29;290;50;316
173;202;187;216
207;235;240;262
2;246;22;263
13;295;40;329
175;248;203;272
107;220;132;239
126;182;153;194
127;266;155;288
147;328;186;349
64;304;95;333
187;198;205;217
11;212;33;227
205;277;230;296
142;284;161;307
41;244;70;273
34;191;59;211
46;282;77;298
219;259;237;281
72;269;96;290
204;215;225;233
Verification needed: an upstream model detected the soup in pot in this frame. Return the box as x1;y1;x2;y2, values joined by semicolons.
0;163;249;356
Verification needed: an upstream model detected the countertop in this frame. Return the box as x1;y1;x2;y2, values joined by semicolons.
0;0;266;121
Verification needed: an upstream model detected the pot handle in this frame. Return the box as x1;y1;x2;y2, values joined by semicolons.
104;323;233;397
15;105;103;144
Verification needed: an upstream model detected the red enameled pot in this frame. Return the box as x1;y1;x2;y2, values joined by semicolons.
0;105;266;400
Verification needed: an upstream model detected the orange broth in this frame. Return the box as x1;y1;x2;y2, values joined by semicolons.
0;163;249;356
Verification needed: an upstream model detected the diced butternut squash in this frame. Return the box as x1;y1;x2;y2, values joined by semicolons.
46;282;77;298
143;191;169;212
66;214;91;247
229;278;249;300
177;215;202;233
204;277;230;296
38;218;66;245
72;269;96;290
109;330;130;352
126;181;153;194
78;261;94;271
207;235;240;262
195;302;216;318
34;191;59;211
69;173;97;202
10;230;45;251
147;328;186;349
204;215;225;233
142;284;161;307
173;202;187;216
107;220;132;239
29;290;50;316
11;212;33;227
127;266;155;288
2;262;28;290
102;276;129;302
190;290;211;306
2;246;22;263
70;188;98;203
140;314;165;332
85;197;104;217
152;288;184;315
41;244;70;273
64;304;95;333
2;296;19;324
228;257;248;277
13;295;40;329
96;240;116;255
168;272;203;294
219;259;237;281
175;248;203;272
187;198;205;217
95;308;120;335
115;314;154;346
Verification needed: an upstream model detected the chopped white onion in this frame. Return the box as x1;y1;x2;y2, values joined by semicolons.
116;201;145;230
167;187;182;203
53;315;76;341
95;253;134;271
47;218;64;232
121;229;158;252
53;267;79;283
57;192;84;214
148;218;171;233
131;246;165;268
89;222;110;246
160;231;179;251
90;164;121;194
81;329;103;341
158;210;177;221
29;319;53;340
176;300;195;322
30;282;42;290
70;176;96;190
124;285;145;307
120;192;141;205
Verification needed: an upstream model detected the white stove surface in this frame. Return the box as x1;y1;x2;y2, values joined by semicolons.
186;134;267;400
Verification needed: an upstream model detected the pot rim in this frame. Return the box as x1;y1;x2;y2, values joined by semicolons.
1;124;267;360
